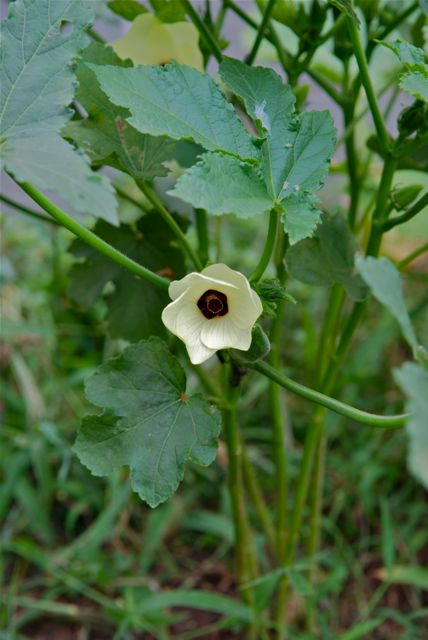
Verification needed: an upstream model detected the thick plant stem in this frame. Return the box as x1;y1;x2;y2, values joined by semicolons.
270;298;289;637
347;19;390;153
246;0;276;65
0;193;59;226
136;180;203;271
382;192;428;231
242;444;276;553
16;181;170;290
180;0;223;62
195;208;209;265
222;369;258;598
252;361;407;428
343;103;360;229
249;209;279;283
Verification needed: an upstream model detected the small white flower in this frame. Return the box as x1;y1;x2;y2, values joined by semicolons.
161;263;263;365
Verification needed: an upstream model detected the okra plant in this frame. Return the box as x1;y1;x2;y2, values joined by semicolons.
1;0;427;637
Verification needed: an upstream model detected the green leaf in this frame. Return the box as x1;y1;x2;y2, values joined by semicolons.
137;588;251;620
5;134;118;224
0;0;117;224
65;43;175;180
149;0;186;23
286;213;367;300
378;40;426;66
220;58;336;199
170;152;275;218
69;212;187;341
356;256;419;352
378;40;428;103
339;619;384;640
107;0;148;21
74;338;221;507
220;57;295;197
400;68;428;102
394;362;428;491
89;62;258;161
278;111;336;198
381;563;428;590
282;191;322;244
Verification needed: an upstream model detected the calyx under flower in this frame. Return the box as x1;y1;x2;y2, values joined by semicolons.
161;263;263;364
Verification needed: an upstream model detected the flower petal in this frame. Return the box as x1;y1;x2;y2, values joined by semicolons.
169;272;238;301
200;317;252;351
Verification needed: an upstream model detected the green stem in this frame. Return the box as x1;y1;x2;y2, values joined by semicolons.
0;193;59;226
314;286;346;386
251;361;407;428
249;209;279;283
136;180;203;271
115;185;148;211
366;156;397;255
16;181;169;290
180;0;223;62
195;208;209;265
398;242;428;269
222;368;258;608
307;68;344;105
343;97;360;229
241;444;276;553
347;19;390;153
382;192;428;232
246;0;276;66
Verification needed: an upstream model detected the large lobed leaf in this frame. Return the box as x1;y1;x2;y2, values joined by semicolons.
169;152;275;218
357;256;419;353
220;57;296;198
74;339;221;507
394;363;428;491
286;213;367;300
65;43;175;180
90;61;258;160
379;40;428;103
0;0;117;224
69;212;187;341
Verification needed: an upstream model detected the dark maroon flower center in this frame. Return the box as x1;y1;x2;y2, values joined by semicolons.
197;289;229;320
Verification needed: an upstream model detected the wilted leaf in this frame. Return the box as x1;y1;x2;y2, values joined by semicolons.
74;338;221;507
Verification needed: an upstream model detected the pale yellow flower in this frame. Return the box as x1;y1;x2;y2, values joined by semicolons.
162;264;263;365
112;14;204;71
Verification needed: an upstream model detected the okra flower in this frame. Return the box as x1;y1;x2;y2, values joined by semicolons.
161;264;263;365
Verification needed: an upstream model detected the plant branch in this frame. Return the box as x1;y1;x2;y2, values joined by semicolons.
251;361;407;428
180;0;223;62
1;193;59;225
136;180;203;271
246;0;276;66
398;242;428;269
382;192;428;231
347;19;390;152
249;209;279;283
16;181;170;290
